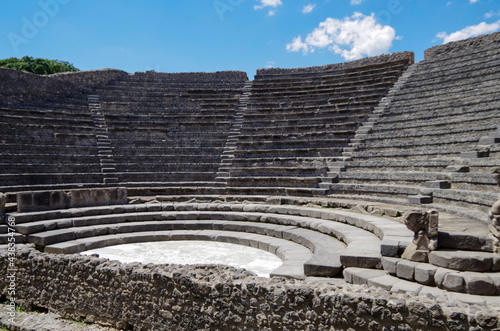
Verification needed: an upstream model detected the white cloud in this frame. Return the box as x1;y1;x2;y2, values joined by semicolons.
302;4;316;13
351;0;365;5
469;0;479;3
286;12;397;61
485;11;500;19
286;36;309;53
254;0;283;10
436;20;500;44
267;9;277;16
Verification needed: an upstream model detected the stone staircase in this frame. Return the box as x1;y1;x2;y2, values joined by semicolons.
320;62;419;188
325;39;500;220
88;95;118;185
215;80;253;187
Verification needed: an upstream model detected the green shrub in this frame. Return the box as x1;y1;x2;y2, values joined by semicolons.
0;56;79;75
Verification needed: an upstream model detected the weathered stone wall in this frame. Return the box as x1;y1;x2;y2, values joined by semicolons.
16;187;127;213
128;70;248;82
2;249;499;331
0;68;247;106
0;68;129;105
424;32;500;59
256;51;414;76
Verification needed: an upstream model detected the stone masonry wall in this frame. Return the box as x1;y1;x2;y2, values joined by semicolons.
0;68;129;105
0;68;248;105
256;51;414;76
424;32;500;60
16;187;127;213
1;249;499;331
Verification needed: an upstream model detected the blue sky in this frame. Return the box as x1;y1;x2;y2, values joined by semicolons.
1;0;499;79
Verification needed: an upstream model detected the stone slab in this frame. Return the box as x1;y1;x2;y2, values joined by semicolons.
367;275;400;291
391;280;422;295
429;250;493;272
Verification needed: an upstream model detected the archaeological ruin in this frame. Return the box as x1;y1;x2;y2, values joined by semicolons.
0;32;500;330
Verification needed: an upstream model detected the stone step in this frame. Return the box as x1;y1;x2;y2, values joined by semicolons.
381;257;500;296
44;229;312;280
407;195;433;204
428;250;500;272
424;180;451;189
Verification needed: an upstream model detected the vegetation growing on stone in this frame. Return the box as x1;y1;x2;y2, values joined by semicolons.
0;56;79;75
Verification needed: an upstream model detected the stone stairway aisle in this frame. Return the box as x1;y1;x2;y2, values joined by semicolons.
215;81;253;187
88;95;118;185
320;63;419;190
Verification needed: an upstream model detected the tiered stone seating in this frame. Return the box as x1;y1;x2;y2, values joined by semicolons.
4;196;418;279
327;33;500;222
0;96;104;191
224;52;414;196
95;72;247;189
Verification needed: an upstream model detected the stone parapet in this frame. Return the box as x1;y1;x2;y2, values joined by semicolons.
424;31;500;60
0;68;247;105
256;51;414;76
16;187;127;213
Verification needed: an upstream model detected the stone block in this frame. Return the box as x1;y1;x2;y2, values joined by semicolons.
339;251;381;268
462;272;496;295
91;189;110;206
445;165;470;173
303;255;342;277
488;273;500;295
391;280;422;295
270;265;305;280
493;255;500;272
44;241;86;254
344;268;386;285
18;188;128;213
401;242;428;262
461;150;489;159
49;191;64;210
15;223;45;235
434;267;452;287
111;187;128;205
424;181;451;189
442;272;464;292
28;229;76;246
71;189;91;208
146;203;162;212
438;232;496;253
396;259;417;281
381;257;399;275
429;250;493;272
418;286;446;300
479;136;500;145
85;236;123;250
367;275;400;291
380;240;399;257
407;195;432;204
414;263;437;285
34;191;51;209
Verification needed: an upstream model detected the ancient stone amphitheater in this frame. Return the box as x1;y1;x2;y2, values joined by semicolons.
1;33;500;330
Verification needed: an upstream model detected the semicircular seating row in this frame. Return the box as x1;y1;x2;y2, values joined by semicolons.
7;200;413;280
5;196;500;296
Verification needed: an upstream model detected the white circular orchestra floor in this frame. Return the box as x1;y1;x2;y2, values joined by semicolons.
82;241;283;278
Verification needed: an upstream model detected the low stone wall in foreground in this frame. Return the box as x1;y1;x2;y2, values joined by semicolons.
1;249;499;330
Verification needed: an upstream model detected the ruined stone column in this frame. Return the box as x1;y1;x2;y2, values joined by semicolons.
401;209;439;262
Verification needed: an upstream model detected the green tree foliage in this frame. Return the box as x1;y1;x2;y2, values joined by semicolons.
0;56;79;75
